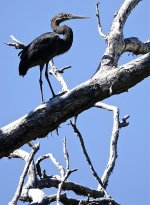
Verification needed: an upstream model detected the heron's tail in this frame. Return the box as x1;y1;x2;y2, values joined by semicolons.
19;61;28;76
18;46;29;76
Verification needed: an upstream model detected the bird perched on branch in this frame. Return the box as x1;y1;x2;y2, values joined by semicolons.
18;13;88;103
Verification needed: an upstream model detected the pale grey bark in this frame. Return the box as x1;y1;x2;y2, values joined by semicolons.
9;146;105;204
6;35;26;49
3;0;149;204
94;103;129;189
8;145;39;205
124;38;150;54
0;52;149;157
96;2;107;39
2;0;149;158
94;0;144;73
49;60;70;93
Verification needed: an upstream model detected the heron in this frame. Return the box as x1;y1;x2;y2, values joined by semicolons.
18;13;88;103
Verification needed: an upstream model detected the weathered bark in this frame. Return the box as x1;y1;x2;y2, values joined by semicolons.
3;1;149;204
0;53;150;157
1;0;150;158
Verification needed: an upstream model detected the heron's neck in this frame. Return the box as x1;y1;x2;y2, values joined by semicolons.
51;23;73;52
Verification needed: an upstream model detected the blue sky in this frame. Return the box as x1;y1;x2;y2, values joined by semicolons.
0;1;149;205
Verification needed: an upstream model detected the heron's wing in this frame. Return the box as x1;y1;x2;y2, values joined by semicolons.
19;32;63;63
18;32;65;77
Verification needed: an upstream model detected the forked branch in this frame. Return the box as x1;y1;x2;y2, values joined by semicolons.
56;137;77;205
95;0;143;73
94;102;129;189
49;60;70;93
70;119;109;198
6;35;26;49
8;144;39;205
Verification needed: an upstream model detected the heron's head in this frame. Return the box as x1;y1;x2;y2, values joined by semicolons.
51;13;89;24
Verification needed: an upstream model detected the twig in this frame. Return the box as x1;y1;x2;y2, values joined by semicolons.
119;115;130;128
56;137;77;205
8;143;39;205
9;149;37;199
63;137;69;170
94;102;129;189
36;153;65;179
57;170;70;205
36;154;50;178
6;35;26;49
96;2;107;39
70;120;109;198
57;66;72;74
50;153;65;178
49;59;70;93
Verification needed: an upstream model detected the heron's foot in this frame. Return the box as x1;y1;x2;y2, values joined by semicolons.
49;91;66;100
59;89;69;94
57;91;67;96
41;100;45;104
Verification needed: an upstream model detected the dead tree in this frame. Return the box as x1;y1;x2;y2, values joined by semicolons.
1;0;149;204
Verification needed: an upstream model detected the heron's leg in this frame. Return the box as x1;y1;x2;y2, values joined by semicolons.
45;63;55;97
39;65;44;103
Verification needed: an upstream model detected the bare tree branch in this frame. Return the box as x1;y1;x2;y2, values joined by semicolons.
57;65;72;74
55;137;77;205
94;102;129;189
56;137;69;205
64;137;70;171
9;148;37;191
50;194;120;205
28;188;49;205
44;193;120;205
8;144;39;205
50;153;65;178
37;178;104;198
124;37;150;55
111;0;141;32
6;35;26;49
49;59;69;93
96;2;107;39
36;154;50;178
95;0;141;73
0;51;149;157
70;120;109;198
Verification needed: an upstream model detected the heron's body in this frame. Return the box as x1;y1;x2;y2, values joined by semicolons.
19;29;73;76
18;13;87;102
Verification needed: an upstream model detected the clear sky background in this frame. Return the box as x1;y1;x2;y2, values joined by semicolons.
0;1;149;205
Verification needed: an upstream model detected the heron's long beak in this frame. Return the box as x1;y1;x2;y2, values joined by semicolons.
71;15;90;20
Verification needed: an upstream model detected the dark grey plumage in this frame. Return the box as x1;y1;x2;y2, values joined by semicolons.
18;13;88;102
